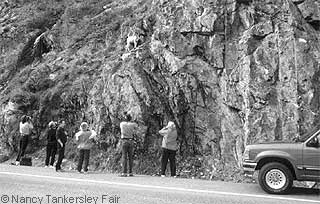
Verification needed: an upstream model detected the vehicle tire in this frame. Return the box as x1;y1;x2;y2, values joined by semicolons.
258;162;293;194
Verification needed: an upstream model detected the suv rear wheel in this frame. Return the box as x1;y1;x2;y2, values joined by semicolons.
258;162;293;194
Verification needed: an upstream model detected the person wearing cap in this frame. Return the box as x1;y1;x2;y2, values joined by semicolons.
119;113;138;177
159;121;178;177
15;115;34;165
45;121;57;168
75;122;97;173
55;120;68;172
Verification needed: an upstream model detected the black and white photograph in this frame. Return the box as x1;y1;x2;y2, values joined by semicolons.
0;0;319;203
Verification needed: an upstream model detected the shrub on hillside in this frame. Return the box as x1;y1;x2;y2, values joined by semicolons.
10;89;38;112
25;2;64;31
26;10;62;31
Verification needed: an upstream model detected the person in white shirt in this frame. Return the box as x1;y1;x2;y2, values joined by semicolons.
15;115;34;165
159;121;178;177
75;122;97;173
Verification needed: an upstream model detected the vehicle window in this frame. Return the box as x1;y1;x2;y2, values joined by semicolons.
309;132;320;145
299;129;320;142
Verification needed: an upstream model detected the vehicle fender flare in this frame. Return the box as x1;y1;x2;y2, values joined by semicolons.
255;151;299;178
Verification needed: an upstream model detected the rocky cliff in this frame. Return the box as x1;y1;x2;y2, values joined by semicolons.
0;0;319;180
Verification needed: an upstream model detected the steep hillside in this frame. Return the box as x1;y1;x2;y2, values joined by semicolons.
0;0;319;181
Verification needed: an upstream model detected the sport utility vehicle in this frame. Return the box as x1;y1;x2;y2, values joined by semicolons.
243;128;320;194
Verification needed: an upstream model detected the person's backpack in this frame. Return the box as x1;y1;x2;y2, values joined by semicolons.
20;157;32;166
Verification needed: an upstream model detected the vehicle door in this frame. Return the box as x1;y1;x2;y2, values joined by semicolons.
302;132;320;181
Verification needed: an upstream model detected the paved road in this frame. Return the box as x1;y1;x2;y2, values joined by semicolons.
0;164;319;204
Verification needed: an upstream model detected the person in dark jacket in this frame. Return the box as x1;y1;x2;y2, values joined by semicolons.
55;120;67;172
45;121;57;168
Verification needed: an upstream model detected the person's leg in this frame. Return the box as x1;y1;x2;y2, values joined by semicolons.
83;150;90;172
16;138;23;162
56;145;65;171
128;142;133;175
16;136;28;162
161;148;169;176
168;150;176;176
45;144;52;166
55;146;62;170
20;136;29;158
50;144;57;166
122;141;129;174
77;149;84;172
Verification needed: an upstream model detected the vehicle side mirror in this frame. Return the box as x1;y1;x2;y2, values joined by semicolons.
293;136;300;142
308;137;320;148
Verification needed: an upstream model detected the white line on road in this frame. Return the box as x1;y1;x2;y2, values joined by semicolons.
0;171;319;203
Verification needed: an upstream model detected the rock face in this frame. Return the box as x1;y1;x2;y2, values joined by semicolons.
0;0;319;180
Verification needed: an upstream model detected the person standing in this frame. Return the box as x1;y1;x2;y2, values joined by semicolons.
15;115;34;165
75;122;97;173
119;113;138;177
55;120;67;172
159;121;178;177
45;121;57;168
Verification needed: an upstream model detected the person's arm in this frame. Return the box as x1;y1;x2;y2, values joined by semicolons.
29;122;34;130
132;124;138;141
57;139;63;147
134;123;138;135
159;127;168;136
46;129;50;141
56;128;64;147
19;122;22;134
89;130;97;140
25;122;34;136
75;131;81;141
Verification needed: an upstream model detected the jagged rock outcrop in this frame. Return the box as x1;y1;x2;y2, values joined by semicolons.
0;0;319;180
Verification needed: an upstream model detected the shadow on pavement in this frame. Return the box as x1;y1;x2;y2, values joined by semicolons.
291;187;320;195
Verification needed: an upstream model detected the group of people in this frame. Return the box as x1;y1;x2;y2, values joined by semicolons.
45;120;69;172
118;112;178;177
43;120;97;173
15;116;96;173
15;112;179;177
